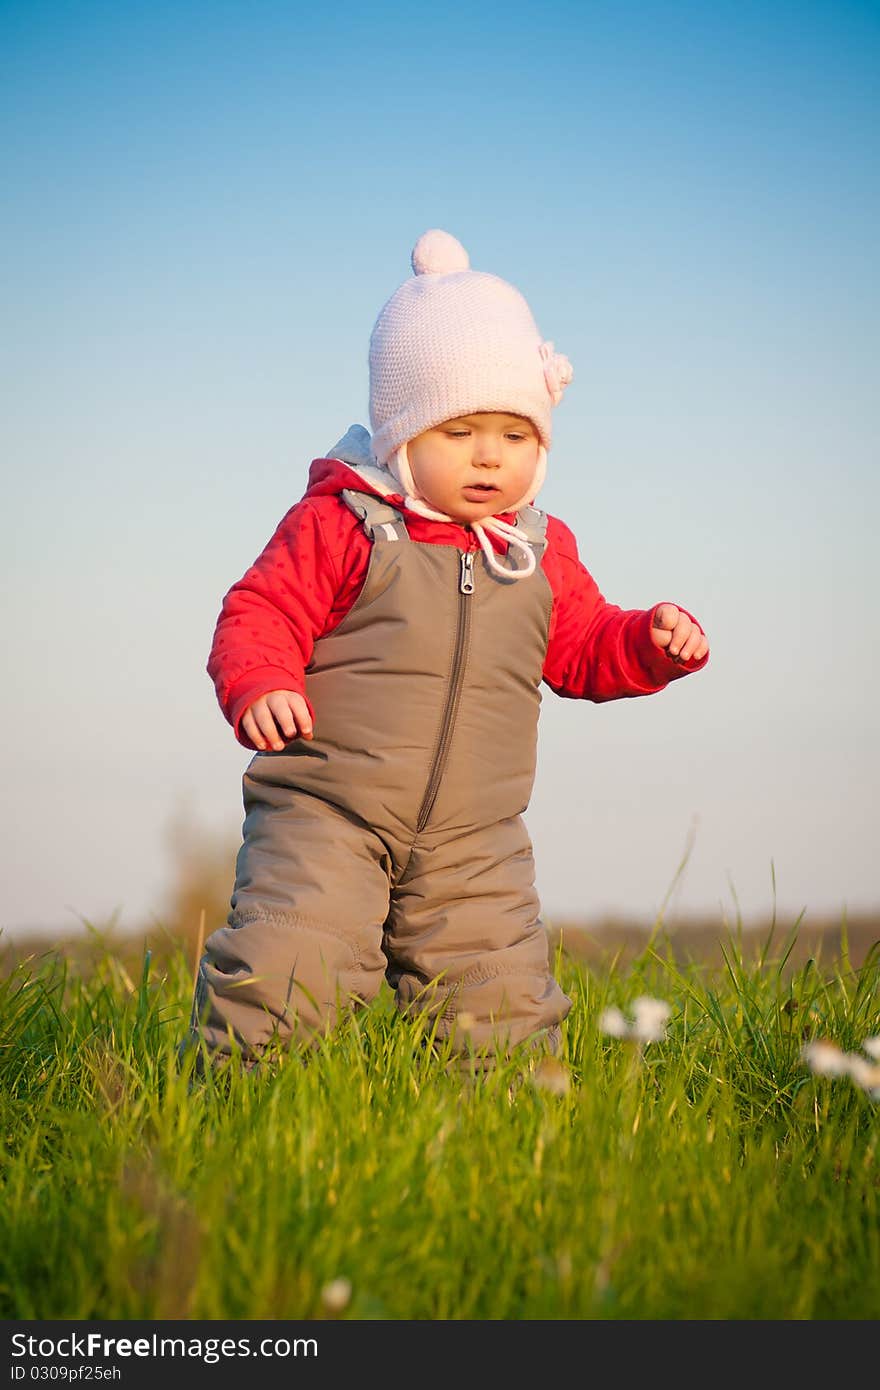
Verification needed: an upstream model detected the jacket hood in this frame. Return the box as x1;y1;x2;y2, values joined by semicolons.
303;424;411;504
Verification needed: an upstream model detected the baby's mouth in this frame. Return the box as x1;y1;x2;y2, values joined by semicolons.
462;482;499;496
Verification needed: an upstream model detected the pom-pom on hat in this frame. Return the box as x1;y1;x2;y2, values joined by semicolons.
368;229;573;467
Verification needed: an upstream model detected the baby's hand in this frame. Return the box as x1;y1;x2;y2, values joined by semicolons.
650;604;709;664
242;690;313;751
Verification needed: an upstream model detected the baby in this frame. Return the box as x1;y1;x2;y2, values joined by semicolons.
186;229;709;1073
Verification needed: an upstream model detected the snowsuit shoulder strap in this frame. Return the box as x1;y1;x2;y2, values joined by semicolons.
513;505;550;561
340;488;410;541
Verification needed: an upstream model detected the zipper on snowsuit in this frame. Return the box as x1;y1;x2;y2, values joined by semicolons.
415;549;475;832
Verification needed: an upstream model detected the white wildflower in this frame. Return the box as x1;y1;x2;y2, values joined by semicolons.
845;1054;880;1095
321;1277;352;1314
801;1039;880;1100
597;1006;630;1038
598;997;672;1044
800;1040;850;1076
631;996;673;1042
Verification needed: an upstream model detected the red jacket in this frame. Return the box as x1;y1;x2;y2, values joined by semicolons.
208;457;708;750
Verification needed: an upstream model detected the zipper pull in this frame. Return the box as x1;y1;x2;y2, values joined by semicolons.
459;551;475;595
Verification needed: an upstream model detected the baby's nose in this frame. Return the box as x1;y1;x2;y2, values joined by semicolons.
474;445;501;467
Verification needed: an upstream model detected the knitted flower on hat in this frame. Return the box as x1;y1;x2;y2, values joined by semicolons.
368;229;573;467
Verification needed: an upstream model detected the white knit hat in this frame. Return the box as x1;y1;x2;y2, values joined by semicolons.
368;229;573;467
363;230;573;582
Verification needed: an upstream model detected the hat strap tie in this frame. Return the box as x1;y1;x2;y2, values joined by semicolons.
391;445;538;581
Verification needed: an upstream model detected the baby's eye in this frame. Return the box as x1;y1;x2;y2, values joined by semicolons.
445;429;471;438
506;433;527;441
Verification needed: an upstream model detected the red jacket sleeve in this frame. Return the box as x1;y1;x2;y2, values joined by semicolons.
541;515;708;700
206;497;368;748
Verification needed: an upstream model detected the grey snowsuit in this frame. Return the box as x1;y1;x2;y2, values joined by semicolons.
192;486;572;1069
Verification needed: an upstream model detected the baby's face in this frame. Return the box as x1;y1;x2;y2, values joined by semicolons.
407;413;540;523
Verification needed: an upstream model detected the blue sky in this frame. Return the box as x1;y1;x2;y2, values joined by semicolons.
2;0;878;939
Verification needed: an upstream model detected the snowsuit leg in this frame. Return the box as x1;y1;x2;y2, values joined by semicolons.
191;781;391;1059
188;490;569;1072
385;813;572;1069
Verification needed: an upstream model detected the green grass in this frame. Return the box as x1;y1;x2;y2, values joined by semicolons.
1;921;878;1320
